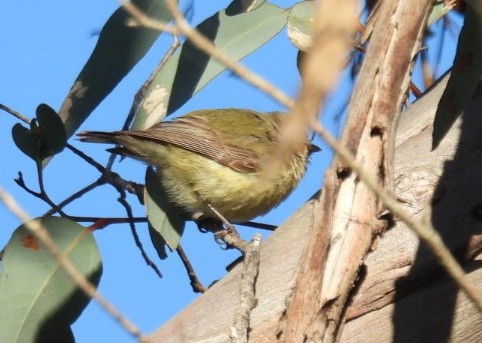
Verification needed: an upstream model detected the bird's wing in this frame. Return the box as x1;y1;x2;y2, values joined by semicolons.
126;114;262;173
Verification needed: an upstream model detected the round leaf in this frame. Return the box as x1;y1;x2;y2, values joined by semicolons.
36;103;67;156
0;217;102;343
11;123;40;162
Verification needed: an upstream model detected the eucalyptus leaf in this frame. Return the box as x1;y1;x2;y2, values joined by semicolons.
12;122;40;163
427;0;456;27
0;217;102;343
58;0;171;137
36;103;67;156
11;104;66;167
226;0;268;14
131;2;288;130
148;224;168;260
287;1;314;51
145;167;185;251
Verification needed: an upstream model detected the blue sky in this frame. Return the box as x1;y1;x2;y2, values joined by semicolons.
0;1;460;342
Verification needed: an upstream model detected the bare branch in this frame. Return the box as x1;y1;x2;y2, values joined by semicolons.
0;103;31;124
231;233;261;343
176;245;207;293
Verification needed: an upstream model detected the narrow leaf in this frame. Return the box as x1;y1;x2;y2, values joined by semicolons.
148;224;168;260
427;0;457;27
58;0;171;137
145;167;185;251
131;3;288;130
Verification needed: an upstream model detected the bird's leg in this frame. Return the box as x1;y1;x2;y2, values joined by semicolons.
205;203;237;234
192;212;218;233
205;203;248;253
192;207;248;253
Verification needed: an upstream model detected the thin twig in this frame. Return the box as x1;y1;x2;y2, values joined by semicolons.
14;172;68;217
43;178;106;217
70;121;160;277
14;172;41;197
0;186;149;342
67;143;109;173
35;162;68;217
0;103;31;124
176;245;206;293
66;144;144;201
68;216;147;225
309;119;482;312
115;185;163;278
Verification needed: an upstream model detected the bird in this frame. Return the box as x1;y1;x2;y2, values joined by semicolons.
78;109;319;223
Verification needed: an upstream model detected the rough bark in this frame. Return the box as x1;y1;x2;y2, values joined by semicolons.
341;71;482;342
279;1;434;342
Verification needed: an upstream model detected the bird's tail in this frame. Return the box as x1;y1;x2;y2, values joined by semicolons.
77;131;120;144
77;131;138;160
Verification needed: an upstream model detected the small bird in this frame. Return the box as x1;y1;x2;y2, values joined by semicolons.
78;109;318;223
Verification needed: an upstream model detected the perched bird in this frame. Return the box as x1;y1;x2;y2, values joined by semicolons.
78;109;318;223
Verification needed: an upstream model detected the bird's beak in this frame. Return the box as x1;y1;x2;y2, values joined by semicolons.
308;143;321;154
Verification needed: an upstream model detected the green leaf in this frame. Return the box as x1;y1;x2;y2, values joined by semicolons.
148;224;168;260
58;0;171;137
145;167;185;251
225;0;268;14
427;0;456;27
36;104;67;156
287;1;314;51
11;104;66;167
0;217;102;343
432;6;482;149
38;325;75;343
12;122;41;163
131;2;288;130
